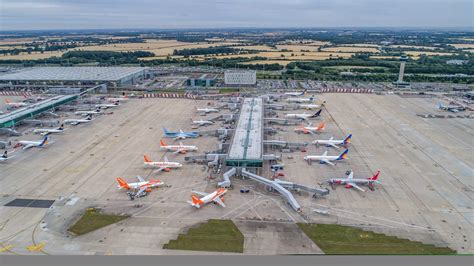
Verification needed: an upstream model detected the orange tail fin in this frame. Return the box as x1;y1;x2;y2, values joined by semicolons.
318;123;325;130
144;154;152;163
160;140;167;147
191;195;204;205
116;178;130;189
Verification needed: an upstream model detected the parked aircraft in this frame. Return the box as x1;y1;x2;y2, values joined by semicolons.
33;124;65;136
95;102;119;109
162;128;199;140
196;107;220;114
5;99;27;108
294;122;325;134
286;96;314;104
437;103;465;113
19;136;52;150
303;149;348;166
144;154;182;173
299;101;326;110
160;140;198;154
327;170;381;192
313;134;352;148
116;176;164;200
64;114;94;126
0;151;15;162
285;109;322;120
107;96;129;103
187;188;228;208
191;119;214;127
75;108;102;116
284;89;307;97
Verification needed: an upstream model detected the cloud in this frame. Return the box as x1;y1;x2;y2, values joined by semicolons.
0;0;472;30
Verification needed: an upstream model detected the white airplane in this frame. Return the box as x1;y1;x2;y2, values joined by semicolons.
287;96;314;104
294;122;325;134
19;136;53;150
143;154;182;173
285;109;322;120
191;119;214;127
313;134;352;149
160;140;198;154
107;96;129;103
75;108;102;116
303;149;349;166
95;102;119;109
196;107;219;114
187;188;228;208
33;124;66;136
5;99;28;108
299;101;326;110
116;176;164;199
64;114;94;126
284;89;306;97
328;170;381;192
0;150;15;162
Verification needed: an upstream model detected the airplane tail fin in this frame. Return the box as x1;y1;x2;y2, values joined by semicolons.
313;109;322;117
39;136;48;146
144;154;152;163
337;149;349;160
116;178;130;190
321;100;326;107
86;114;93;120
191;195;204;205
58;124;64;130
369;171;380;180
343;134;352;144
318;122;325;131
160;139;167;147
5;99;10;104
437;103;444;109
163;127;170;134
2;150;7;158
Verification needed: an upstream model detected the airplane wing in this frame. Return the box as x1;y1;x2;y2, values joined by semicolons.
70;121;79;126
191;190;209;197
136;176;146;183
348;182;365;192
213;197;226;208
40;132;50;136
321;159;335;166
328;143;339;149
152;167;165;174
172;149;182;155
135;187;148;197
22;144;34;150
329;137;334;141
322;150;328;156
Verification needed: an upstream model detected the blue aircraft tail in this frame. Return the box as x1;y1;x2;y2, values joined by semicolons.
39;136;48;147
343;134;352;145
337;149;348;160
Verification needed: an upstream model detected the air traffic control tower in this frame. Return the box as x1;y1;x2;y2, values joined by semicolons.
226;98;263;168
393;55;410;88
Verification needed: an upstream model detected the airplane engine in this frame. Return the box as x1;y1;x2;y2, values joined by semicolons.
145;188;152;193
164;168;171;172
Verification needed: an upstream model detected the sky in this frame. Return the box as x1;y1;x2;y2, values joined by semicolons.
0;0;473;31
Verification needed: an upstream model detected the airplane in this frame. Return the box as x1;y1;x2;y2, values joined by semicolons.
5;99;28;108
284;89;307;97
107;96;129;103
294;122;325;134
286;96;314;104
191;119;214;127
299;101;326;110
75;108;102;116
196;107;220;114
313;134;352;149
327;170;381;192
187;188;228;208
160;140;198;154
143;154;182;173
95;102;119;109
303;148;349;166
19;136;52;150
64;114;94;126
285;109;322;121
162;128;199;140
437;103;465;113
0;150;15;163
116;176;164;200
33;124;66;136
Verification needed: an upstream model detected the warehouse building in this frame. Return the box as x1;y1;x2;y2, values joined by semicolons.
224;70;256;86
0;67;150;88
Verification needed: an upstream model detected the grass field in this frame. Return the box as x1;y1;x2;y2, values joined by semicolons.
297;223;456;255
450;43;474;49
321;46;380;53
163;219;244;253
405;51;453;58
68;208;129;236
242;60;293;66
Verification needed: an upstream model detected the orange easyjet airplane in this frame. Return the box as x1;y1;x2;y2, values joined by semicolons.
160;140;198;154
187;188;228;208
143;154;182;173
294;122;325;134
116;176;164;199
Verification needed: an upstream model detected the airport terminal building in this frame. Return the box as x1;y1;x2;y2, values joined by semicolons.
0;67;150;88
224;70;256;86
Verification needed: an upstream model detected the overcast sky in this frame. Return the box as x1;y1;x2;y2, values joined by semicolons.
0;0;473;31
